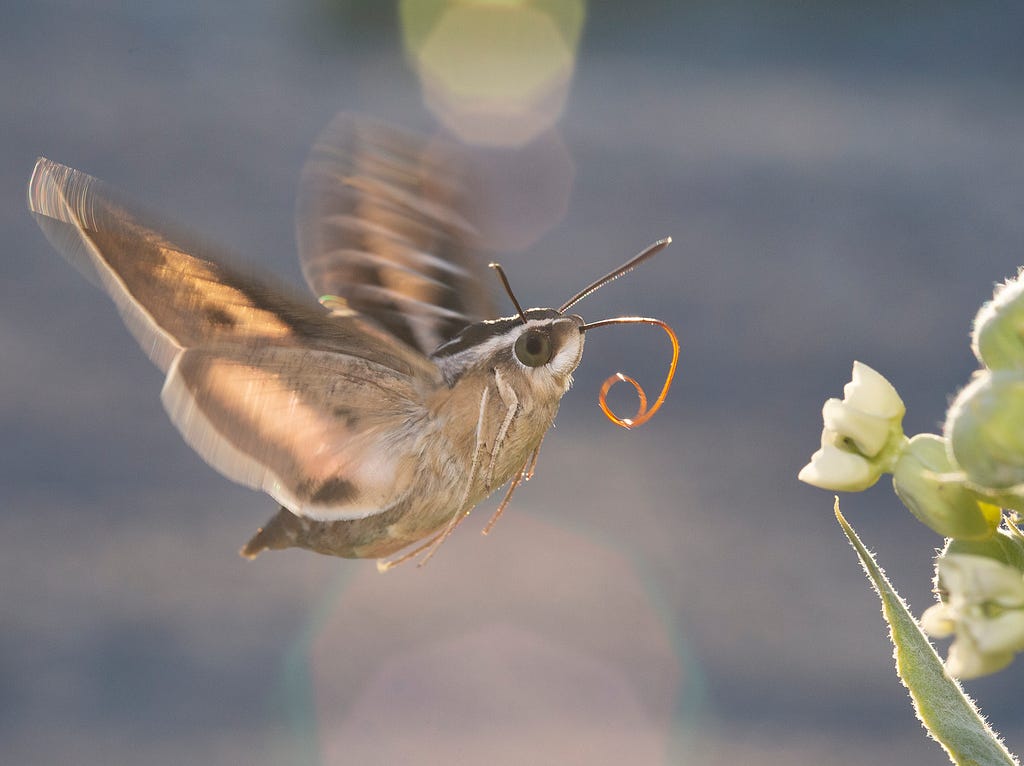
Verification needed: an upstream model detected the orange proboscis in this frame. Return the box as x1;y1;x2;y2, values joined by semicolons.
597;319;679;429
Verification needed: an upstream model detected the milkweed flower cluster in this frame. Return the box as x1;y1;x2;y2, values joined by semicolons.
800;268;1024;678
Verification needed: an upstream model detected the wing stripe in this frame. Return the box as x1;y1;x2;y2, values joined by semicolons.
295;114;496;353
162;346;422;521
311;248;459;292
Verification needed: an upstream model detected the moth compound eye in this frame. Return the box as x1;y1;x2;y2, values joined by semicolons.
514;328;553;368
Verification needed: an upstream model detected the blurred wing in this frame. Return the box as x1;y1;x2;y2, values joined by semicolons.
27;157;434;378
296;115;496;355
163;345;424;520
28;157;440;519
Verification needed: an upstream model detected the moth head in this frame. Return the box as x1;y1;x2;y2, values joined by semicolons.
432;308;584;393
433;238;677;418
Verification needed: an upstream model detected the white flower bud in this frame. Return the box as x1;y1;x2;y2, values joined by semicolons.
822;398;891;458
945;632;1014;678
922;553;1024;678
843;360;905;419
799;362;906;492
798;444;876;491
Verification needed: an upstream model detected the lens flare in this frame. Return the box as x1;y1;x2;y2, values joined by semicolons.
401;0;586;147
278;512;696;765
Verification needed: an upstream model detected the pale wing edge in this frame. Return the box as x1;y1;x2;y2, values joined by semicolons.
30;157;185;370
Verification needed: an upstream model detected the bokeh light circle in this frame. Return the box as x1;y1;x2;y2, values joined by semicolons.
283;511;700;764
401;0;586;147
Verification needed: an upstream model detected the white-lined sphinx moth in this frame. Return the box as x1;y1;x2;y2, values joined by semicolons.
28;115;675;568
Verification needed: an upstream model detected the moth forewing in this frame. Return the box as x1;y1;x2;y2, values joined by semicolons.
28;158;439;378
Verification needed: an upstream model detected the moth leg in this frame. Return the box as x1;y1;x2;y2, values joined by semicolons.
523;434;544;481
376;530;446;572
485;368;519;488
376;486;480;570
457;382;490;511
482;459;526;535
482;436;543;535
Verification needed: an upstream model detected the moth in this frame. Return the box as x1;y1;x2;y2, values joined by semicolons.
28;116;676;569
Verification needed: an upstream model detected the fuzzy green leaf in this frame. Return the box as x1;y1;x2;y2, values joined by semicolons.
835;499;1019;766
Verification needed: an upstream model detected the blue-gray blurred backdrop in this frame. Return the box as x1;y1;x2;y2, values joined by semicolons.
4;2;1024;764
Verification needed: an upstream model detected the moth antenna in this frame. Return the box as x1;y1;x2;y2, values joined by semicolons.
580;316;680;428
489;262;527;324
559;237;672;313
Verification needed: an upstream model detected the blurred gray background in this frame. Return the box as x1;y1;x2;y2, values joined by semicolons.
4;1;1024;764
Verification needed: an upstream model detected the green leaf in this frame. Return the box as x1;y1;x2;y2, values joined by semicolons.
835;499;1019;766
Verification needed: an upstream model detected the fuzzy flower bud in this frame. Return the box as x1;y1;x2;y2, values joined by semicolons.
891;434;1001;540
973;270;1024;370
946;370;1024;490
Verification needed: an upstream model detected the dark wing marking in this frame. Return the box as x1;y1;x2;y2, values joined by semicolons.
295;115;496;355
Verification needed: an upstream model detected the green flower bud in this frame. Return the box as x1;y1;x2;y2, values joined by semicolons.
946;528;1024;572
973;269;1024;370
892;434;1001;540
946;370;1024;490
